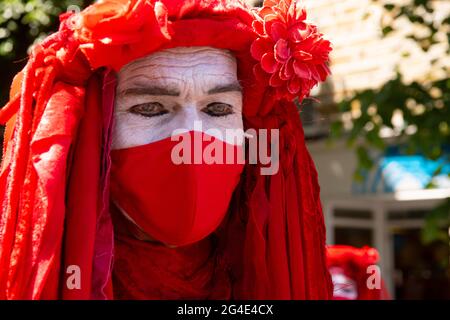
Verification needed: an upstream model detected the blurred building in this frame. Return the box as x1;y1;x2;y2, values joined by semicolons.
293;0;450;299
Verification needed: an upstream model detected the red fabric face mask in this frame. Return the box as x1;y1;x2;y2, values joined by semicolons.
110;131;244;247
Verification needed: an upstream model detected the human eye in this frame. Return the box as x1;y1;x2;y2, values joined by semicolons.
201;102;234;117
128;102;169;118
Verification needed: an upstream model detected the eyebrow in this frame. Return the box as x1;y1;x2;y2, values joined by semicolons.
118;82;242;98
207;82;243;94
118;86;180;97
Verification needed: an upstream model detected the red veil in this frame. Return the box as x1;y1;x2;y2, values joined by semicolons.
0;0;333;299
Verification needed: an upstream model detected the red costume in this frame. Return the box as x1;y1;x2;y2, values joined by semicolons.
0;0;333;299
327;245;390;300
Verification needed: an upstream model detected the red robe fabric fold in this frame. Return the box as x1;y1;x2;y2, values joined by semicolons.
228;100;332;299
111;202;232;300
0;81;85;299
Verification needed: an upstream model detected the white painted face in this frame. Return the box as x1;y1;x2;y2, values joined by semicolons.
112;46;244;150
330;267;358;300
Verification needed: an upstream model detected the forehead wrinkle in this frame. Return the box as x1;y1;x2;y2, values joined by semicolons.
147;56;237;68
123;46;233;63
162;46;232;55
117;47;239;100
125;62;236;77
147;47;236;62
121;49;237;74
122;72;238;97
118;74;187;88
120;64;237;88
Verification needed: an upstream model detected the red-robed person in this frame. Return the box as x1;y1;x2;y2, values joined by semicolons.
0;0;333;299
327;245;391;300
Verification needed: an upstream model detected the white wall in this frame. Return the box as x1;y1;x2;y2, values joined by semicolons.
307;139;358;200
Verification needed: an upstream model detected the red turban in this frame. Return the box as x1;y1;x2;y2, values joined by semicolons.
0;0;333;299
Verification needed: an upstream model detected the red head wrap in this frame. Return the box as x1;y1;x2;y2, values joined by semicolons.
0;0;333;299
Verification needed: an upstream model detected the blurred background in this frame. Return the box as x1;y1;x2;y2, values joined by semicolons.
0;0;449;299
293;0;450;299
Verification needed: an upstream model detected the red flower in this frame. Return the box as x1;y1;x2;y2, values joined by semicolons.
73;0;171;70
251;0;332;101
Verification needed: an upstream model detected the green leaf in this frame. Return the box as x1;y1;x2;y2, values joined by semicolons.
421;199;450;245
382;26;394;36
330;121;343;139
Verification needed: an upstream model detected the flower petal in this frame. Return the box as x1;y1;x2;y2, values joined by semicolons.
251;38;273;60
263;17;277;36
308;64;320;82
270;21;288;41
293;60;311;79
293;49;313;61
82;1;128;28
316;63;331;81
260;6;275;18
252;19;265;37
261;52;279;73
277;0;289;15
294;2;307;21
279;58;294;80
264;0;278;8
287;78;301;95
269;71;284;87
289;22;309;43
274;38;290;62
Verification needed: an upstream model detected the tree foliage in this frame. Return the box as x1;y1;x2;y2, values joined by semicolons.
330;0;450;244
0;0;92;105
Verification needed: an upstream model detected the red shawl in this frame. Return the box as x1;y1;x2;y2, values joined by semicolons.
0;0;333;299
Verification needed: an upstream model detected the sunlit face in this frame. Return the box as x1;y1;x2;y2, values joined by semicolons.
112;46;244;149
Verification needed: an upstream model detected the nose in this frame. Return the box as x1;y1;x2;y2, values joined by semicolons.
176;103;202;131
